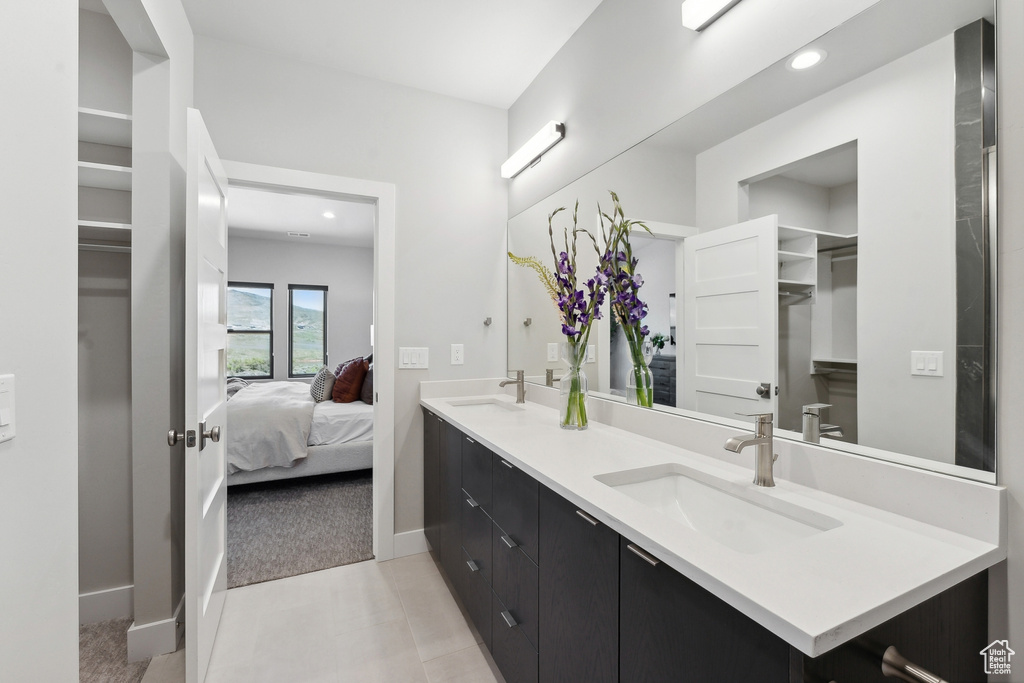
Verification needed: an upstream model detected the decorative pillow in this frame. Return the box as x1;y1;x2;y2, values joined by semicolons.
334;356;361;377
309;366;336;402
360;364;374;405
333;358;368;403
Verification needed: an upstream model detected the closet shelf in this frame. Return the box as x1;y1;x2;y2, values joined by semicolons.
78;162;132;192
78;107;132;147
778;250;814;262
78;219;131;231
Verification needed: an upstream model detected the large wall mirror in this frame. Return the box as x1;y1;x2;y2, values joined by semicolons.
508;0;996;483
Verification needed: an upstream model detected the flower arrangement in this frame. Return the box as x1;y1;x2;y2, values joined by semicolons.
597;191;654;407
651;332;669;351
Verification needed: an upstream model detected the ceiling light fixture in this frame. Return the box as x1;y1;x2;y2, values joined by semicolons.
322;211;335;219
681;0;742;32
501;121;565;179
788;48;827;71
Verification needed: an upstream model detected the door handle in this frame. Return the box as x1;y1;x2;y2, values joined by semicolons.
168;429;196;448
200;422;221;451
756;382;772;397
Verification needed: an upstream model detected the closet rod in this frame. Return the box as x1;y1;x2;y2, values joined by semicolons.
79;243;131;254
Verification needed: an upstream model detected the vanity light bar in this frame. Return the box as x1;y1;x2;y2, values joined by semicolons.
501;121;565;179
681;0;742;32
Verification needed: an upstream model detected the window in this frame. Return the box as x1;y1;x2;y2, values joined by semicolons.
226;282;274;378
289;285;328;377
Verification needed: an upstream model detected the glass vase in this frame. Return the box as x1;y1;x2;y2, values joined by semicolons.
559;341;589;430
626;339;655;408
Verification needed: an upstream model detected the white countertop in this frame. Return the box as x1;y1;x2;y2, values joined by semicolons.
420;389;1004;657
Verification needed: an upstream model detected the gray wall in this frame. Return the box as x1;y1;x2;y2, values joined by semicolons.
227;236;374;377
194;36;509;534
78;250;133;597
0;2;80;679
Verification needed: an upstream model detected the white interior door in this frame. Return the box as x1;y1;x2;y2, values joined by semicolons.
682;215;778;420
184;108;229;683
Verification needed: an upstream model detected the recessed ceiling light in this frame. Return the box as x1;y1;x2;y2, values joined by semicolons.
322;211;335;219
788;48;827;71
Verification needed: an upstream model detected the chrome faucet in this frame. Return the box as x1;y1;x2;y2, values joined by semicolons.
802;403;844;444
499;370;526;404
724;413;777;487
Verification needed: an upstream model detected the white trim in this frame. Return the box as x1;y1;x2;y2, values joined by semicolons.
220;160;397;561
126;593;184;662
79;584;134;624
393;529;428;558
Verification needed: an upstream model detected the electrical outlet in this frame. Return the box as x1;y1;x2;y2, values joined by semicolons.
547;343;560;362
451;344;464;365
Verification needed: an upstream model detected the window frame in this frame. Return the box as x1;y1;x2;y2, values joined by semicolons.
226;281;275;380
288;284;329;378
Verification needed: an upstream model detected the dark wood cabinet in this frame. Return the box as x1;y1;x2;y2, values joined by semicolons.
491;593;539;683
439;422;463;583
619;537;791;683
538;485;619;683
492;454;539;563
422;409;441;556
426;416;987;683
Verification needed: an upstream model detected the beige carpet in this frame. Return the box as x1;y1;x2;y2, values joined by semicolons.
227;469;374;588
79;618;149;683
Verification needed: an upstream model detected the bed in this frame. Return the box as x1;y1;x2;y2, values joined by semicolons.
225;380;373;486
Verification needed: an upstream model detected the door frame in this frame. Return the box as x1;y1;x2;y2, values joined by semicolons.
221;160;397;561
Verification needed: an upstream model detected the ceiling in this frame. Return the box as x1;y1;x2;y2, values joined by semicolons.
227;186;376;248
179;0;604;109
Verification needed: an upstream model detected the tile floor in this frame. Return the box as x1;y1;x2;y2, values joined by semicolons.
145;553;506;683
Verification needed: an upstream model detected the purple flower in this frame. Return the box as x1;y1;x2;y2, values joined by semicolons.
561;323;580;337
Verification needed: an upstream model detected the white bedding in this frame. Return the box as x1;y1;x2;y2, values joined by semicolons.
309;399;374;445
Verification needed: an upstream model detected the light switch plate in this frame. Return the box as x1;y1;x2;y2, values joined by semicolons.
547;343;559;362
0;374;15;443
451;344;464;365
399;347;429;369
587;345;596;363
910;351;943;377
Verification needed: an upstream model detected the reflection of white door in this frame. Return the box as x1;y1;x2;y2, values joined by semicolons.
184;108;229;683
682;215;778;420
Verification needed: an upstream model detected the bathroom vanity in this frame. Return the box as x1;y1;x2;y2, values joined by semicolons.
420;381;1003;683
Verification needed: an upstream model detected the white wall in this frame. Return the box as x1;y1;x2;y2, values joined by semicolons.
194;37;508;533
0;2;80;679
227;236;374;378
506;0;877;216
696;37;956;463
993;0;1024;668
78;251;134;601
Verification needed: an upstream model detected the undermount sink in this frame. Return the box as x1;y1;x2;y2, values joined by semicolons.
445;396;525;413
595;463;841;554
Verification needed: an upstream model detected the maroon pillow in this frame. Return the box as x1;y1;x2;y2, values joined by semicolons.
360;364;374;405
333;358;368;403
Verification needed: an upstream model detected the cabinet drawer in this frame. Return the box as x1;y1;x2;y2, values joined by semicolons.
491;522;539;650
461;435;492;514
491;593;538;683
461;490;492;586
491;454;539;563
458;548;492;650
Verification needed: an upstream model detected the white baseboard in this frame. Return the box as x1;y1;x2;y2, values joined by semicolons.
393;529;428;558
127;593;185;662
80;585;134;624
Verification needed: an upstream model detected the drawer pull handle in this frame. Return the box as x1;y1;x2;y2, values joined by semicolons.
576;510;599;526
501;534;518;549
466;497;479;508
881;645;949;683
466;437;475;444
500;459;514;469
500;610;518;628
627;543;660;567
466;560;479;572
